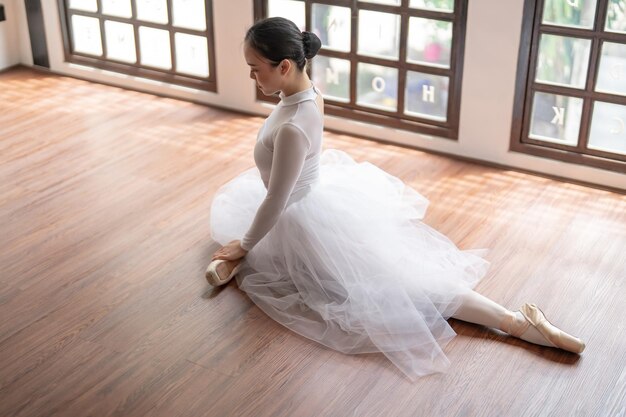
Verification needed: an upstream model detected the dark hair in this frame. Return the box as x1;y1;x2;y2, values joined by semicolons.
245;17;322;71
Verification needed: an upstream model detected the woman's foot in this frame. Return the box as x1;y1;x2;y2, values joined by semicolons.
205;258;242;286
500;303;585;353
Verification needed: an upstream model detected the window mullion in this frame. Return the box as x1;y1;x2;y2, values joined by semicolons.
520;0;547;145
130;0;142;71
447;0;465;133
578;0;611;153
349;0;357;106
166;0;175;74
396;0;409;117
95;0;107;61
578;36;603;153
594;0;610;32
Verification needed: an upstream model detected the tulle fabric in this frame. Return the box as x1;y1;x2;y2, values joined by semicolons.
210;149;490;380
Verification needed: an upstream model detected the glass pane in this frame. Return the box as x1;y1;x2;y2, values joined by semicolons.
529;92;583;145
105;20;136;63
311;4;351;52
102;0;132;18
409;0;454;13
596;42;626;96
357;63;398;112
71;15;103;56
407;17;452;68
311;56;350;102
358;10;400;60
589;101;626;155
359;0;401;5
172;0;206;31
268;0;305;31
606;0;626;33
175;33;209;77
542;0;597;29
405;71;449;121
139;26;172;69
69;0;98;12
136;0;169;24
535;34;591;89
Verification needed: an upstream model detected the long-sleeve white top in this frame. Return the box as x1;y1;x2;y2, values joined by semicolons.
240;83;323;251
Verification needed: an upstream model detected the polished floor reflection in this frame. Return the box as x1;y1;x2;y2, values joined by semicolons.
1;67;625;417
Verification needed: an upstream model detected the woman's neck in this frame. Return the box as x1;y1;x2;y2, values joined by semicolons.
281;74;312;97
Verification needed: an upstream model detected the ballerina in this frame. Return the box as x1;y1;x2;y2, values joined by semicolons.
206;16;585;381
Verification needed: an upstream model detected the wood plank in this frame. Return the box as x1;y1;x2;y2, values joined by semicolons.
0;67;625;417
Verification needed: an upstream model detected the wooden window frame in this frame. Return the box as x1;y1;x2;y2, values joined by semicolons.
57;0;218;92
253;0;468;140
511;0;626;173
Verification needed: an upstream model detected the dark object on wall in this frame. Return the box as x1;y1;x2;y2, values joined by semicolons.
25;0;50;67
0;4;6;22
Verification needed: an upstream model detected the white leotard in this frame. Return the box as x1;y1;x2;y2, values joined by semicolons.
241;83;323;251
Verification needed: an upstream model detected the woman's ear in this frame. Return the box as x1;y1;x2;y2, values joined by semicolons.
279;59;291;75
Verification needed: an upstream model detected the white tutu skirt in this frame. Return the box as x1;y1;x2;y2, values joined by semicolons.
210;149;490;380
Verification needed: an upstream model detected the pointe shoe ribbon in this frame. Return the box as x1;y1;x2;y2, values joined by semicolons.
205;259;242;286
518;303;585;354
499;310;529;338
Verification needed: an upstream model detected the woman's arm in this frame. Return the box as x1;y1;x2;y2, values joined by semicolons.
241;123;310;251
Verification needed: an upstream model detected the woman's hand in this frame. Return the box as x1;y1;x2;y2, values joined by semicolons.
211;240;248;261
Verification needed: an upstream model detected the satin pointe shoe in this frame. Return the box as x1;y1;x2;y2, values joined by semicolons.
205;259;242;286
499;303;585;354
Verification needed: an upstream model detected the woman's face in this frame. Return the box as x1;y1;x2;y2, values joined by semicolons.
244;42;283;96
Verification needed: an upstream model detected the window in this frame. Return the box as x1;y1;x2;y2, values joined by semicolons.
511;0;626;173
254;0;468;139
57;0;217;91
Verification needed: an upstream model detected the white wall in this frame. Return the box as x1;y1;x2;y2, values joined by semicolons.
0;0;21;70
10;0;626;190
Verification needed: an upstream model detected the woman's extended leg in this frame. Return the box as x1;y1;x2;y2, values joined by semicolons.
451;290;579;349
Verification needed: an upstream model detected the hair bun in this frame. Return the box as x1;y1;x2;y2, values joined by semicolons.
301;31;322;59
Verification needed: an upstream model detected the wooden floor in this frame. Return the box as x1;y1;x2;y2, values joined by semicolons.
1;67;625;417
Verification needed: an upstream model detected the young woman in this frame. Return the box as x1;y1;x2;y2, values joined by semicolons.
206;17;585;381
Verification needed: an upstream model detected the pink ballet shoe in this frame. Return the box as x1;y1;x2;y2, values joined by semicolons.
205;259;242;286
499;303;585;354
